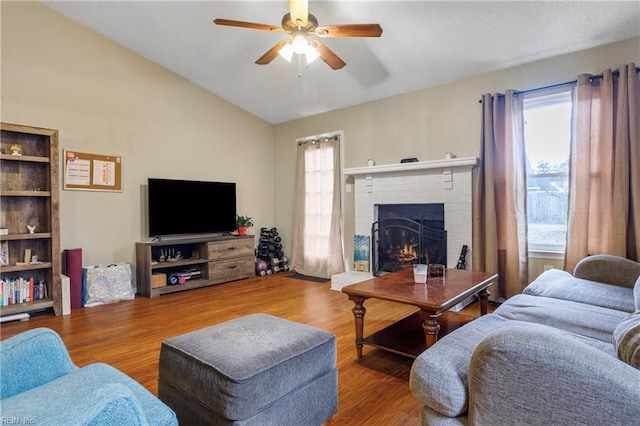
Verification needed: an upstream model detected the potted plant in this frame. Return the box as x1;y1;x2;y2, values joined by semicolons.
236;215;254;235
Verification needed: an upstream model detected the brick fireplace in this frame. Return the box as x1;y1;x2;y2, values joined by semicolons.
332;157;477;290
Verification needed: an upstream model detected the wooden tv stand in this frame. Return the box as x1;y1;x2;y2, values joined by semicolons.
135;235;255;298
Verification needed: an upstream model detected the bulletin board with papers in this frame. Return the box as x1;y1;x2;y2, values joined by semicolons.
63;150;123;192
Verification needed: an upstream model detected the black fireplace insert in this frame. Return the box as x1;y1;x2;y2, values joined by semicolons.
371;204;447;276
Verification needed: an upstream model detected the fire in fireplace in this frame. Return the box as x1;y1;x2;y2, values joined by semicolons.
371;204;447;276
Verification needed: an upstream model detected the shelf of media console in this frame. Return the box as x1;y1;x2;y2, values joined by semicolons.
154;278;210;296
151;258;208;271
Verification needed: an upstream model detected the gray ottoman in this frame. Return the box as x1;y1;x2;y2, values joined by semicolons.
158;313;338;425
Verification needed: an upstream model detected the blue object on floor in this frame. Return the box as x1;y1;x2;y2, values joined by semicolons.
0;327;177;425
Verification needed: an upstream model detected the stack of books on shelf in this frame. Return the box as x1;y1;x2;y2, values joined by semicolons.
0;277;48;306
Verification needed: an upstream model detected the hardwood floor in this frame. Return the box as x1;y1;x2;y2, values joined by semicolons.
0;273;488;425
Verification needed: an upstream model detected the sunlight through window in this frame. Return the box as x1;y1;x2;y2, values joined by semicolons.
523;89;572;251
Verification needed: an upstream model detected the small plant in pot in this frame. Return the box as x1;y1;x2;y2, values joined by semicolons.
236;215;254;235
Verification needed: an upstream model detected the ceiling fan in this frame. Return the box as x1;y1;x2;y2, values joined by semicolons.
213;0;383;70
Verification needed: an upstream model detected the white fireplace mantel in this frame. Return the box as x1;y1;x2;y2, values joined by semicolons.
344;157;478;177
332;155;478;292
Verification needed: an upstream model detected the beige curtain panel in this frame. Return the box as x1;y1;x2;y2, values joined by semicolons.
473;91;529;300
565;63;640;272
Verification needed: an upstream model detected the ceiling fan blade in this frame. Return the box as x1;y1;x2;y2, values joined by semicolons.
255;40;290;65
213;19;283;33
288;0;309;27
312;40;346;70
315;24;383;38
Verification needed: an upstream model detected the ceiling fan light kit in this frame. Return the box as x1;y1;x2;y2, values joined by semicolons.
277;35;321;64
214;0;382;70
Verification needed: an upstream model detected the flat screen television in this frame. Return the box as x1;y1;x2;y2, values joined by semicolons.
147;178;236;237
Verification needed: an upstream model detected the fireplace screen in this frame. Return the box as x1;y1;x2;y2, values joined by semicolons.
371;204;447;276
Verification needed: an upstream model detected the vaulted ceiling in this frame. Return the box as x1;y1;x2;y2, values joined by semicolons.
43;1;640;124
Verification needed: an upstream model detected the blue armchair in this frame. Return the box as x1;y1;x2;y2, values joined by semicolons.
0;327;177;425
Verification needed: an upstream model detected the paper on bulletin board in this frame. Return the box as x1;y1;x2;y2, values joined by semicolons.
64;150;123;192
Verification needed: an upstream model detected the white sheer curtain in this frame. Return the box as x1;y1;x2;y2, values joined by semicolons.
291;136;345;278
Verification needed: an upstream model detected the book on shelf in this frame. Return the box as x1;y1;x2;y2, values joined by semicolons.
0;277;48;306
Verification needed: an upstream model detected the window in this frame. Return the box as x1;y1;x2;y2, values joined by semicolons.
523;89;572;252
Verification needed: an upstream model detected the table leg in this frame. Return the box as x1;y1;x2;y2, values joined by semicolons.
348;295;367;358
421;311;440;348
478;287;490;316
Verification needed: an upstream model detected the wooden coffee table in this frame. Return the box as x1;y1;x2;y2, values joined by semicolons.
342;267;497;359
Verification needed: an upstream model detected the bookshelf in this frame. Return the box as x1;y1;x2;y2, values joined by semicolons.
0;123;61;316
135;235;255;298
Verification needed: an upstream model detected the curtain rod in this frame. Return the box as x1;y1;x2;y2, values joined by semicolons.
478;66;640;103
297;135;339;146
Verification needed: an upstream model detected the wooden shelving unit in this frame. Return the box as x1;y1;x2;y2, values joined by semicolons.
135;235;255;298
0;123;61;316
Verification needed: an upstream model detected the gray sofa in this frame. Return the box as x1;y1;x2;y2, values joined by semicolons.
409;254;640;425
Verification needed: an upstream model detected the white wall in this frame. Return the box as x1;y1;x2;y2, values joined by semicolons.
273;37;640;279
1;2;275;268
